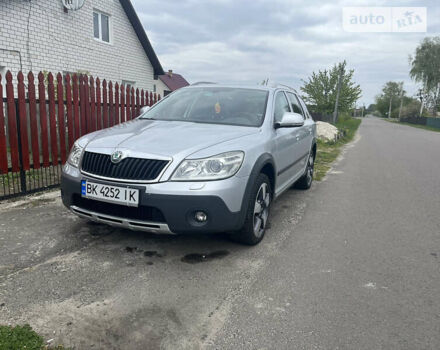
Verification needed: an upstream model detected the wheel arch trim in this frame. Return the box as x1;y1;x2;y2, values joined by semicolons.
237;153;276;228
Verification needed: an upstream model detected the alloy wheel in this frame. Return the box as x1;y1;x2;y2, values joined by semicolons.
253;182;271;237
306;153;314;186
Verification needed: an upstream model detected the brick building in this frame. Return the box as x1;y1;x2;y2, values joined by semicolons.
0;0;164;92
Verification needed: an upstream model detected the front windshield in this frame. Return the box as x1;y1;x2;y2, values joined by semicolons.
140;87;268;127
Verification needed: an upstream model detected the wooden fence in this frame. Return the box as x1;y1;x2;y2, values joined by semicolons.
0;70;160;200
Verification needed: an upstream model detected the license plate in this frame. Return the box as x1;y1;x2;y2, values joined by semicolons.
81;180;139;207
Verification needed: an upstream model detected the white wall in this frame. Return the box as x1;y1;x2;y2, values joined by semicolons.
156;79;171;98
0;0;157;94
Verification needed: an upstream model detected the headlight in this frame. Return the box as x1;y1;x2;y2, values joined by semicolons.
171;151;244;181
67;142;83;167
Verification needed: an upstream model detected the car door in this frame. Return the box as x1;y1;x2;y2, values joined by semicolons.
297;94;316;152
286;92;310;176
272;91;303;195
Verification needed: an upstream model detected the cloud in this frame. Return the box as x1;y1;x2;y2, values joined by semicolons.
132;0;440;105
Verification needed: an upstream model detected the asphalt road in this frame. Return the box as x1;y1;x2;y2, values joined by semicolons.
0;117;439;349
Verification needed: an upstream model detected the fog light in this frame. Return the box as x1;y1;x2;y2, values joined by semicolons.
194;211;208;222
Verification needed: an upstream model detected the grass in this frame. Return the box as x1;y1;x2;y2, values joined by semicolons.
0;325;67;350
383;118;440;132
314;117;362;181
1;165;61;199
1;169;42;184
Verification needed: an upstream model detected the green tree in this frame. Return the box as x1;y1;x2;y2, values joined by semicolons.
374;82;424;118
366;104;376;113
399;97;422;118
375;81;403;118
300;61;362;116
409;37;440;113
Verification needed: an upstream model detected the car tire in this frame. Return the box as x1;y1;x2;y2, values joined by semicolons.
229;173;272;245
294;149;315;190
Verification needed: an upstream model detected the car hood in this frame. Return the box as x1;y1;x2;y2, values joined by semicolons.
84;119;259;159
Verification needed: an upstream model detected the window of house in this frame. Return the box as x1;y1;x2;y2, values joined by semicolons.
122;80;135;88
93;11;111;43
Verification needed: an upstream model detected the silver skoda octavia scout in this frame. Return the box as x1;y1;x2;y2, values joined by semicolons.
61;84;316;245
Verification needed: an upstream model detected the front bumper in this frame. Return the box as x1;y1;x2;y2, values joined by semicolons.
70;205;174;234
61;165;248;234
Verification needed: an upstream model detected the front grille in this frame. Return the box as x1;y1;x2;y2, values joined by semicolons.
72;195;166;223
81;152;168;181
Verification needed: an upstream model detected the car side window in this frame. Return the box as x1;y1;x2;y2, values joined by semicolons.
273;92;291;123
286;92;304;116
297;95;311;119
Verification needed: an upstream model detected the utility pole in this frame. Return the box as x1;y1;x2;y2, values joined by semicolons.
434;82;440;116
398;97;403;120
398;84;404;121
388;96;393;119
333;65;343;124
361;103;365;118
417;89;424;117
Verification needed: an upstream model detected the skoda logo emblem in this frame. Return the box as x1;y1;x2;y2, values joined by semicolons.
111;151;123;164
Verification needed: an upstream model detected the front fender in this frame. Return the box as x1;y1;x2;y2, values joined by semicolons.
236;153;276;228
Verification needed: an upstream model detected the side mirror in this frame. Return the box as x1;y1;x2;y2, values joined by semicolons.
275;112;304;129
140;106;150;115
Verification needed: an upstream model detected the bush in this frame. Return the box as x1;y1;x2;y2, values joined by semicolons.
337;112;352;122
336;117;362;141
0;325;44;350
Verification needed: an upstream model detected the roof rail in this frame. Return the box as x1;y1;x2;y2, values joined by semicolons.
270;83;298;93
191;81;217;86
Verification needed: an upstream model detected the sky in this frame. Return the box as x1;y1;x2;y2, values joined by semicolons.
131;0;440;106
